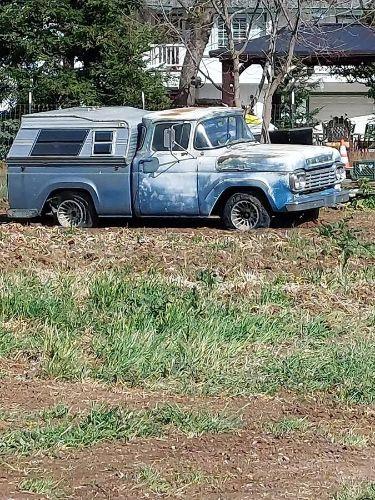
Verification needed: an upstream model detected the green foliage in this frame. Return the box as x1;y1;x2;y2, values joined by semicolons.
0;0;169;109
332;63;375;101
274;65;321;129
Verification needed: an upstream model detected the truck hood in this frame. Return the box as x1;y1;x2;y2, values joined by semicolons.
217;143;341;172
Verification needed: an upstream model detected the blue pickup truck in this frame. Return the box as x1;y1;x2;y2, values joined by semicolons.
6;106;349;230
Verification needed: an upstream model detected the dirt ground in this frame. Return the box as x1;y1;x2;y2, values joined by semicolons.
1;377;375;499
0;195;374;499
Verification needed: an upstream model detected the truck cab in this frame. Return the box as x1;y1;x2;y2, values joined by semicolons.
7;106;349;230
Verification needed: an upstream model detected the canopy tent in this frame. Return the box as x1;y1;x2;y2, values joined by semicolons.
209;23;375;106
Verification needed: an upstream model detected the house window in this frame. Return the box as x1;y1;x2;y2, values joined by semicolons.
218;16;248;48
93;131;114;155
31;129;89;156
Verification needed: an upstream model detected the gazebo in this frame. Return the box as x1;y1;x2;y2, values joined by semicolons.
209;23;375;107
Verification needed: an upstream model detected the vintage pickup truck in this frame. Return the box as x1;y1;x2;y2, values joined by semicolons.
7;106;349;230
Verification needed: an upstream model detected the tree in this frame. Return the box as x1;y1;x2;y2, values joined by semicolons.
331;2;375;100
153;0;217;106
0;0;169;109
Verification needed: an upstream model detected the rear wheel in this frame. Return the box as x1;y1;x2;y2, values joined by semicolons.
222;193;271;231
50;191;96;228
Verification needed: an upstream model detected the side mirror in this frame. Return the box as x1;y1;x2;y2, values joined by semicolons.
163;127;176;151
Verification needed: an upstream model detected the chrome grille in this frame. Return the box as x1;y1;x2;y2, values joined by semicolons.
304;165;337;192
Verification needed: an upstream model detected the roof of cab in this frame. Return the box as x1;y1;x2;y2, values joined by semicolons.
144;106;243;122
23;106;149;127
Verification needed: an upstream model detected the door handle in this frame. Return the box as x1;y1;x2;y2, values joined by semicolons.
139;158;159;174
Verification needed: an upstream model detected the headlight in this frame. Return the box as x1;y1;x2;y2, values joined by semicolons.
335;164;346;182
290;170;307;192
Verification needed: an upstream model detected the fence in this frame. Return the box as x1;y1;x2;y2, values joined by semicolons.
0;104;59;160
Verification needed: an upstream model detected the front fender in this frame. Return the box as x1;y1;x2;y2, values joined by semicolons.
202;176;283;215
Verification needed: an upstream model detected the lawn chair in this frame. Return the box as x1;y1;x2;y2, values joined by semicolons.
322;116;354;148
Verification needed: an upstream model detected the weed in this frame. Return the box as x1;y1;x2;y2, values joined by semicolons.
151;403;242;437
196;269;220;287
318;221;374;271
264;417;310;437
327;429;369;448
19;477;63;498
334;481;375;500
256;339;375;404
135;464;207;495
0;404;241;456
40;404;70;422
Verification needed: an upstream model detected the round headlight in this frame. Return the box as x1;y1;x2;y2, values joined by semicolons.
290;170;307;192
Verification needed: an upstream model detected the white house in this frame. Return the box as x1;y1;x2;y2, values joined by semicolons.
145;0;374;122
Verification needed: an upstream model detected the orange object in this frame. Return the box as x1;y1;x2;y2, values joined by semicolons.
340;139;350;169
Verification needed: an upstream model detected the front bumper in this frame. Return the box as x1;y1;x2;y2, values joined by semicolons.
285;190;350;212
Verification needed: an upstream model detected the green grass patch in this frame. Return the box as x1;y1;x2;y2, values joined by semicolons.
334;481;375;500
19;477;64;498
264;417;310;438
0;403;241;456
255;340;375;404
326;429;370;448
135;464;209;495
0;271;374;402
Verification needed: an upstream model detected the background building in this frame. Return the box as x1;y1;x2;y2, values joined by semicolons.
144;0;374;122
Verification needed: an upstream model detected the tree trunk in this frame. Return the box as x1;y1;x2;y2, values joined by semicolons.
174;1;215;107
232;54;241;107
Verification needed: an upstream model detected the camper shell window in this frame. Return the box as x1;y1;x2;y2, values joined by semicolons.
93;131;115;155
31;129;89;157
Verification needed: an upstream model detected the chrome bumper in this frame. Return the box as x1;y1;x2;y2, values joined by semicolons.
285;190;350;212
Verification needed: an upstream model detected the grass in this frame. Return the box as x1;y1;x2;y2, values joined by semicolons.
0;403;241;456
326;429;370;448
334;482;375;500
0;268;374;402
264;417;310;438
135;464;211;495
0;167;6;201
19;477;63;499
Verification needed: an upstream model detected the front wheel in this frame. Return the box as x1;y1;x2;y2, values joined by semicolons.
222;193;271;231
50;191;96;228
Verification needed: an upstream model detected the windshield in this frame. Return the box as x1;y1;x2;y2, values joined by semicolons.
194;115;255;150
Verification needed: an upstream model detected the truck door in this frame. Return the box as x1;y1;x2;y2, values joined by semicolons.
136;121;199;215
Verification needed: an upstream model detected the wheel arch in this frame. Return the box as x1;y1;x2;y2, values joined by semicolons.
210;186;274;216
42;184;99;214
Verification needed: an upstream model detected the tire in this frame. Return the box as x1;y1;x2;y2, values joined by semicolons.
50;191;97;228
222;193;271;231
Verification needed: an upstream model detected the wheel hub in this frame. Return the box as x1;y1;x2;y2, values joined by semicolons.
231;200;260;230
57;199;85;227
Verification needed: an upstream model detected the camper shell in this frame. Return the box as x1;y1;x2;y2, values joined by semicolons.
6;105;350;230
7;107;147;218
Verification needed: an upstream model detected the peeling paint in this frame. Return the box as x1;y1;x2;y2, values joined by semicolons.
217;143;338;172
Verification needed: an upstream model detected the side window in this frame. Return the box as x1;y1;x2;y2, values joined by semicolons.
31;129;89;156
152;122;191;152
93;131;114;155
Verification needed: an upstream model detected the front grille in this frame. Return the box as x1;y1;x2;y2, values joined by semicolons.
304;165;337;192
